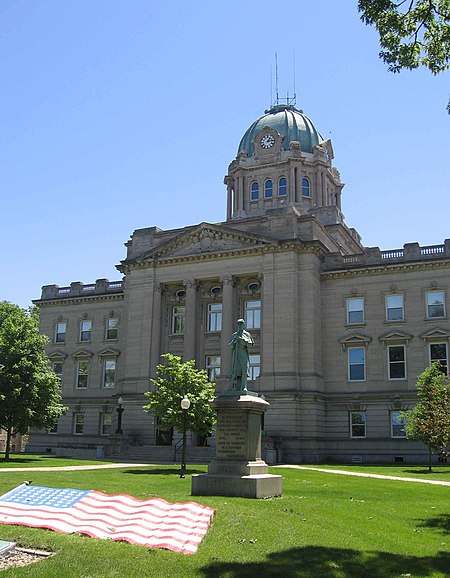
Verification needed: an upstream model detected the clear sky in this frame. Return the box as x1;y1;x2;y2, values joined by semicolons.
1;1;449;309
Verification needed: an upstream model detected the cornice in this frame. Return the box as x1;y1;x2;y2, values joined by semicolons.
322;259;450;280
34;293;124;308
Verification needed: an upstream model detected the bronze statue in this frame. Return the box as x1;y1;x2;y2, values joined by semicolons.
228;319;254;392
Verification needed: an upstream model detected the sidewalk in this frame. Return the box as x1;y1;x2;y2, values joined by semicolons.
274;464;450;486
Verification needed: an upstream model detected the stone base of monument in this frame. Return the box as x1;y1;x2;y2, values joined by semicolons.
191;392;282;499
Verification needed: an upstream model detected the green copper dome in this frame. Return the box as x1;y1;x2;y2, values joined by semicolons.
238;104;324;156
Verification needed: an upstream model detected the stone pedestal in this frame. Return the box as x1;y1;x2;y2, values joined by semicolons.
191;393;282;498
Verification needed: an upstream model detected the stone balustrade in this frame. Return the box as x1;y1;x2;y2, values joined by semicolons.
39;279;123;300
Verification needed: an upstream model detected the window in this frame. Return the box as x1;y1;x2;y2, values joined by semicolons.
249;354;261;381
55;322;66;343
348;347;365;381
264;179;273;198
103;359;116;389
347;297;365;324
51;361;63;382
76;360;89;388
278;177;287;196
105;318;118;340
302;177;311;197
430;343;448;374
386;294;404;321
100;413;112;436
350;412;366;438
80;320;92;342
172;306;185;335
48;422;58;434
250;181;259;201
391;411;406;438
208;303;222;332
426;290;446;318
206;355;221;382
245;300;261;329
73;413;84;435
388;345;406;379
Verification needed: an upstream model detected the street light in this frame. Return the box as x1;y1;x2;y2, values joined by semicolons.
180;395;191;478
116;396;124;434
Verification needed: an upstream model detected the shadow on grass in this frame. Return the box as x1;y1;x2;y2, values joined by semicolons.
0;457;46;464
200;546;450;578
403;468;450;476
123;468;205;476
418;513;450;535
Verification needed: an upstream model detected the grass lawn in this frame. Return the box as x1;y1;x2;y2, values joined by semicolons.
0;457;449;577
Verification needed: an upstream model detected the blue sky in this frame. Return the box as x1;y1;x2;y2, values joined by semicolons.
1;1;449;308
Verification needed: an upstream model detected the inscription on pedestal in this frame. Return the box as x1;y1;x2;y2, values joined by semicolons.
216;412;247;460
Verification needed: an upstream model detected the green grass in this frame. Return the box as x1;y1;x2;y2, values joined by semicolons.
0;454;115;468
0;459;449;577
277;463;450;480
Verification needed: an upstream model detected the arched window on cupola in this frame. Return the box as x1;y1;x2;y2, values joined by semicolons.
302;177;311;197
278;177;287;196
264;179;273;198
250;181;259;200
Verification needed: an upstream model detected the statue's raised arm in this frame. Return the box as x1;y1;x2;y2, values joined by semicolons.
227;318;254;392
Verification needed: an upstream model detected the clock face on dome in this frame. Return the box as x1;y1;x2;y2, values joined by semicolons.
260;134;275;149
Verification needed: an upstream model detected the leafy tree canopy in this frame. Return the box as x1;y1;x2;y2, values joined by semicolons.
401;362;450;470
143;353;217;437
0;301;66;459
359;0;450;74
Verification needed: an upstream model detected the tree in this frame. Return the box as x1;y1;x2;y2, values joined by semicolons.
401;362;450;471
358;0;450;111
0;301;66;460
143;353;216;439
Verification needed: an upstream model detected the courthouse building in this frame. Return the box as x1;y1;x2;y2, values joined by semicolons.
30;102;450;464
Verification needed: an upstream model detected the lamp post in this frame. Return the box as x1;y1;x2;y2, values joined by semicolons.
180;395;191;478
116;396;124;434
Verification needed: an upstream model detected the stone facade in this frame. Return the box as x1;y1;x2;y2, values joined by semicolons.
30;104;450;464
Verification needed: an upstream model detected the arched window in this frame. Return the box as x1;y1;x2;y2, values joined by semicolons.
264;179;273;198
278;177;287;196
302;177;311;197
250;181;259;200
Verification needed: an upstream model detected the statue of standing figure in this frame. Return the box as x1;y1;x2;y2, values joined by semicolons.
228;319;254;392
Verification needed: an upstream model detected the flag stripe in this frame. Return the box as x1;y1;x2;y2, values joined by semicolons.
0;484;215;554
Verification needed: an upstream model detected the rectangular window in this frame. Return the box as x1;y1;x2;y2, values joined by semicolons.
350;411;366;438
249;354;261;381
80;320;92;342
51;361;63;382
103;359;116;389
347;297;364;324
100;413;112;436
172;306;185;335
245;300;261;330
430;343;448;374
105;318;119;340
73;413;84;435
391;411;406;438
426;290;446;318
386;294;404;321
205;355;221;382
55;322;67;343
348;347;365;381
48;422;58;434
208;303;222;332
76;360;89;388
388;345;406;379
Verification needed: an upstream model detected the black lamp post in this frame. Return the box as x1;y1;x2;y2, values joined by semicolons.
116;396;124;434
180;395;191;478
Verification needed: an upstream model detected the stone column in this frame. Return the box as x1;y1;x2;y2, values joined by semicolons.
149;283;162;378
226;181;233;221
183;278;197;362
220;274;234;383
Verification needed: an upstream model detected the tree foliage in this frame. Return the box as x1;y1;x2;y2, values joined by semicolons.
401;362;450;470
0;301;66;459
359;0;450;73
143;353;216;437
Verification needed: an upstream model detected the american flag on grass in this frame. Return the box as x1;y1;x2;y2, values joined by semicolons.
0;483;215;554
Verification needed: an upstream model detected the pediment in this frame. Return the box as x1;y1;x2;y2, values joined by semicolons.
98;348;120;357
420;327;450;341
379;330;413;344
72;349;93;359
339;333;372;351
48;350;67;360
136;223;277;262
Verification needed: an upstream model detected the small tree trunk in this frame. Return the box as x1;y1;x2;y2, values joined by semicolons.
4;426;12;461
428;447;432;472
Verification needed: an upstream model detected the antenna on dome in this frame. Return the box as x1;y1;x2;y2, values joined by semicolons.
270;52;296;109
